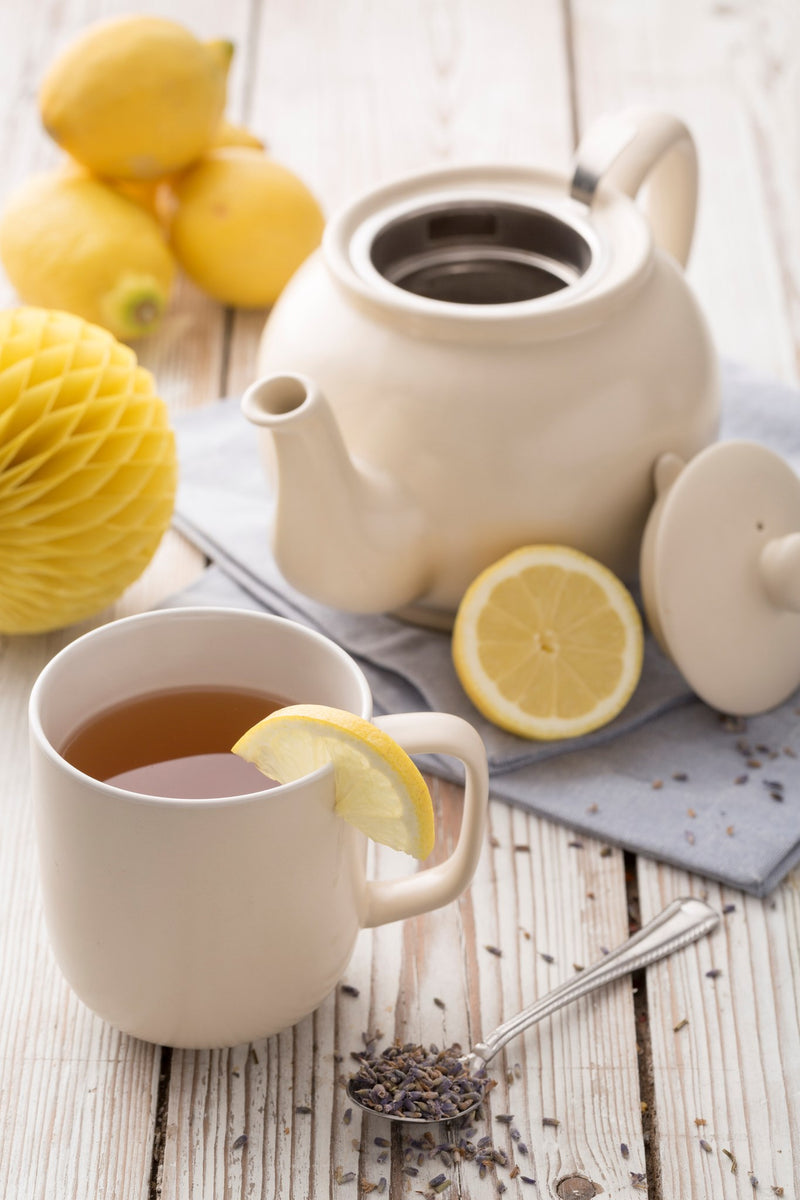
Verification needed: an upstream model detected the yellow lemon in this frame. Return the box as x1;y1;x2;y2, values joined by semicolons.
452;545;644;740
168;149;325;307
57;156;166;223
39;15;233;180
233;704;435;859
208;118;266;153
0;308;177;634
0;171;175;340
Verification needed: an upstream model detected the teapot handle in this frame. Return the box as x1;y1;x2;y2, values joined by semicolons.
570;108;698;268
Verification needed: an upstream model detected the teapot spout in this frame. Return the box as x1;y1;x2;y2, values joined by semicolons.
241;373;432;613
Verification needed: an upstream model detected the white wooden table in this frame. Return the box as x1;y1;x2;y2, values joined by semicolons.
2;3;799;1198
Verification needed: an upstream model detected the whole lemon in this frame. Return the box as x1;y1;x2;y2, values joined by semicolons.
208;118;266;153
57;155;166;224
39;15;233;180
0;308;177;635
0;171;176;340
168;149;324;307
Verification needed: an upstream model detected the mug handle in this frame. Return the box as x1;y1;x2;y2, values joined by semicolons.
362;712;489;929
570;107;698;268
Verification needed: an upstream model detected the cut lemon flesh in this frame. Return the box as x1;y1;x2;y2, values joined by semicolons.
232;704;435;859
452;545;644;740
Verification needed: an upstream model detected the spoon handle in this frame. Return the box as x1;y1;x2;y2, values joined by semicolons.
471;896;719;1065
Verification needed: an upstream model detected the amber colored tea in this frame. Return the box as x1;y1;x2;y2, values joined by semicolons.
61;684;286;799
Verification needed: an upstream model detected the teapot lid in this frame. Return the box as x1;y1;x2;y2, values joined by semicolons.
640;441;800;715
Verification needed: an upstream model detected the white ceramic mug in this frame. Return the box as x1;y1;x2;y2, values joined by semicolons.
28;607;488;1048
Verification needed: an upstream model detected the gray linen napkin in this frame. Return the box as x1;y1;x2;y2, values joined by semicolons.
165;361;800;897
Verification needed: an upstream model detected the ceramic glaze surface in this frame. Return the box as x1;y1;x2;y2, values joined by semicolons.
28;608;489;1047
248;110;720;622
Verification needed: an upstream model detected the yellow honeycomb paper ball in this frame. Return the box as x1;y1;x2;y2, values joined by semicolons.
0;308;177;633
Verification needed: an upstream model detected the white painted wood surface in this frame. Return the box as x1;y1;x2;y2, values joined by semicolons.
1;3;798;1198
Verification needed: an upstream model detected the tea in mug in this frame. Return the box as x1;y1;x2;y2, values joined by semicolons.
61;684;285;798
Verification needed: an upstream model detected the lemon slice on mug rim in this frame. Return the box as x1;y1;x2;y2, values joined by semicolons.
452;544;644;740
233;704;435;859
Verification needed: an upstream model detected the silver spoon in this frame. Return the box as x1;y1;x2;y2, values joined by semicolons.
347;895;719;1124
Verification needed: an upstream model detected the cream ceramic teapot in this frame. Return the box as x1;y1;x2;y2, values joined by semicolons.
242;108;719;628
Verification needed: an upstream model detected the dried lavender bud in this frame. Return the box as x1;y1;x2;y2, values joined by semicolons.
232;1134;248;1150
340;984;360;997
348;1041;490;1121
722;1148;738;1173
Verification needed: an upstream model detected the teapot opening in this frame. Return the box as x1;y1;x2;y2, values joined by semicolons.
368;200;593;305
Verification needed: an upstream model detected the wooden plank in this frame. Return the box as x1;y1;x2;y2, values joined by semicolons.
570;0;799;382
637;864;800;1198
0;634;161;1199
570;4;800;1197
0;1;249;1197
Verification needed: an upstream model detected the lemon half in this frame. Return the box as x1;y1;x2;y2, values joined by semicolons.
233;704;435;859
452;545;644;740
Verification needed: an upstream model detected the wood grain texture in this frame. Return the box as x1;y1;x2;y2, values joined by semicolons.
1;2;800;1198
637;864;800;1199
0;636;161;1199
0;2;241;1197
569;4;800;1195
160;784;643;1199
570;0;800;382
